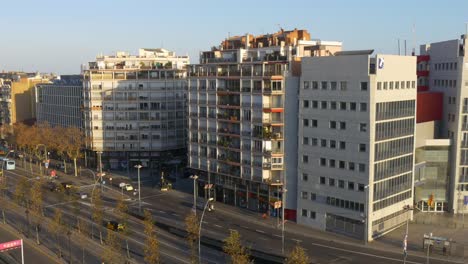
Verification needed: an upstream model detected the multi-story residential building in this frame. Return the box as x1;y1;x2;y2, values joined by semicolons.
417;34;468;214
83;48;189;170
35;75;83;128
298;51;417;241
0;79;12;126
0;72;50;124
187;29;342;219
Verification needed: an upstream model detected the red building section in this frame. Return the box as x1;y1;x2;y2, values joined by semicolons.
417;92;443;123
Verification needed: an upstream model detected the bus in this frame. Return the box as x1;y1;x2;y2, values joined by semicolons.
2;159;15;170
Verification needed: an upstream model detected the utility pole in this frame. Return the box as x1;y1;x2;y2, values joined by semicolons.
190;175;198;216
135;164;143;213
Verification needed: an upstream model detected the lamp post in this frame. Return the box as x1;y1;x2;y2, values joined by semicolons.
96;151;103;176
199;197;214;264
81;169;97;203
402;205;414;264
135;164;143;213
190;175;199;215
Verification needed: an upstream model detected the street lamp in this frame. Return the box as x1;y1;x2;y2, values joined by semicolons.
199;197;214;264
190;175;198;215
81;169;98;203
135;164;143;213
96;151;103;176
403;204;414;264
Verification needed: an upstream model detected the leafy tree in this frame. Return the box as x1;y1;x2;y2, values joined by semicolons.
223;230;250;264
49;208;65;258
30;178;44;244
91;188;104;244
185;212;199;263
285;243;310;264
0;173;8;224
143;209;160;264
115;196;131;259
102;229;121;264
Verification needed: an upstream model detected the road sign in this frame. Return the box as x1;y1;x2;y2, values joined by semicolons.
0;239;22;252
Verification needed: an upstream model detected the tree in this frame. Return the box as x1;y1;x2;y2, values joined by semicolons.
30;178;44;244
102;229;121;264
14;177;29;207
49;208;65;258
91;188;104;244
0;173;8;224
285;243;310;264
63;127;86;177
69;185;81;229
223;230;250;264
185;212;199;264
143;209;160;264
115;196;131;259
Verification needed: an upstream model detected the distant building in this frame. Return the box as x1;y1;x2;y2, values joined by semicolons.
0;72;50;125
0;79;12;126
187;29;342;219
83;48;189;170
417;34;468;214
35;75;83;128
298;52;417;241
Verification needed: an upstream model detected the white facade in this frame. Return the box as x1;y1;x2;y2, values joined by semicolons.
298;53;417;241
419;34;468;213
35;76;83;128
83;49;188;169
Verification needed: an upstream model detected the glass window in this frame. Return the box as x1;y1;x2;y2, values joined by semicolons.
338;180;345;188
329;178;335;186
348;182;355;190
302;173;308;181
331;82;337;90
361;82;368;91
321;81;328;90
301;209;308;217
312;81;318;90
340;81;347;91
320;176;326;184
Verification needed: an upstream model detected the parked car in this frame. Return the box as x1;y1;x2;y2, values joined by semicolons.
124;184;134;191
106;220;125;232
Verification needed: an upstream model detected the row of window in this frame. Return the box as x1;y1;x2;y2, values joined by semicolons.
434;62;457;71
326;196;365;212
374;155;413;181
317;177;366;192
301;157;366;172
303;81;367;91
303;137;366;152
373;190;411;211
433;79;457;88
373;172;412;200
375;100;415;121
301;209;316;219
376;81;416;90
303;100;367;112
374;136;414;161
375;118;415;141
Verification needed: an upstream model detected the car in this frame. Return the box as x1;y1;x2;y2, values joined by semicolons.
106;220;125;232
60;182;73;189
124;184;134;191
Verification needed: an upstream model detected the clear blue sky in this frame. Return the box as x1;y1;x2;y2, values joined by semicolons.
1;0;467;74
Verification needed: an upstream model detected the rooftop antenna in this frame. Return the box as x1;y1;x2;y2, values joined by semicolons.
404;40;407;56
398;39;401;55
412;24;416;56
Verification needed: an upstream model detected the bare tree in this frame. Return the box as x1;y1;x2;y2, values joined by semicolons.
49;208;65;258
143;209;160;264
102;229;122;264
30;178;44;244
185;212;200;263
115;196;131;259
223;230;250;264
285;243;310;264
91;188;104;244
63;127;86;177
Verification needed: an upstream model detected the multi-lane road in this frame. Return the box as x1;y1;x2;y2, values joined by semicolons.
2;159;466;264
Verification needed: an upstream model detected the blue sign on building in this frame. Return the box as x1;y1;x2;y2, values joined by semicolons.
464;196;468;206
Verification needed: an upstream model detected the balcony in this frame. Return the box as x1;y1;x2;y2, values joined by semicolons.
218;127;240;136
417;55;430;63
463;123;468;131
417;70;429;77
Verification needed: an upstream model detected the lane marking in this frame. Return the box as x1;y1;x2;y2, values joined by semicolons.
273;234;282;238
255;229;265;234
214;224;222;228
291;238;302;243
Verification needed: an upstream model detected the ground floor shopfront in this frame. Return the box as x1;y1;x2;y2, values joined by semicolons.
191;169;296;221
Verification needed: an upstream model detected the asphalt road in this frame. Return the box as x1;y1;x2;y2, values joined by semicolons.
4;159;465;264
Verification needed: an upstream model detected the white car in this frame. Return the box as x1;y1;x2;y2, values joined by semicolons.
125;184;134;191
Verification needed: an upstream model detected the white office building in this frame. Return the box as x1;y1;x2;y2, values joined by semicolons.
298;51;417;241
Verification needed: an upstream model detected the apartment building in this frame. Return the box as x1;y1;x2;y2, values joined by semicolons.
35;75;83;128
187;29;342;219
83;48;189;170
298;52;417;241
0;79;11;126
418;34;468;214
0;72;50;124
